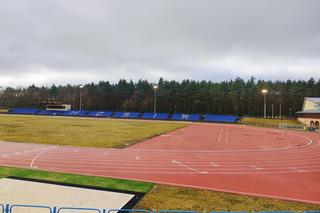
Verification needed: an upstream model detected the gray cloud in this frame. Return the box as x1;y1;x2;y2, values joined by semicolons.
0;0;320;86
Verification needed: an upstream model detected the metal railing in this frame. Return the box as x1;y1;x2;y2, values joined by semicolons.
0;204;319;213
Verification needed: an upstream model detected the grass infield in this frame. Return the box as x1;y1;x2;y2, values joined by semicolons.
0;166;154;193
0;114;187;148
135;185;320;211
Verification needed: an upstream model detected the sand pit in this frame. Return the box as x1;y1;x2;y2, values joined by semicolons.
0;177;140;212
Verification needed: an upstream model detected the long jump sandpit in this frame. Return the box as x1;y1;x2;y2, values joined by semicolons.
0;177;142;212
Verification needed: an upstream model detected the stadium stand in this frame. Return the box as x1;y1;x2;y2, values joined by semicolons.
7;108;239;124
112;112;141;119
204;114;238;123
141;112;169;120
86;111;113;118
62;110;89;117
9;108;40;115
112;112;125;118
171;113;201;121
36;110;63;116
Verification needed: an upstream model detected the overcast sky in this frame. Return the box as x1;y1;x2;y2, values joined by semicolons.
0;0;320;87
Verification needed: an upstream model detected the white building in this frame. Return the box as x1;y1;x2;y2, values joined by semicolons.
296;97;320;129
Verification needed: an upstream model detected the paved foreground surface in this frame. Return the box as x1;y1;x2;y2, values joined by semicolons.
0;178;134;211
0;123;319;204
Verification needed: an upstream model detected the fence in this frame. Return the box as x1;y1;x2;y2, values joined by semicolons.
239;121;306;130
0;204;319;213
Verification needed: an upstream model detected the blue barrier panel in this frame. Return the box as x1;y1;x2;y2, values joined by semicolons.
204;114;238;123
158;210;199;213
141;113;169;120
170;113;200;121
258;212;296;213
112;112;141;119
57;207;102;213
9;108;41;115
304;211;320;213
211;212;248;213
9;204;52;213
36;110;63;116
108;209;152;213
112;112;125;118
62;110;89;117
86;111;113;118
0;204;4;213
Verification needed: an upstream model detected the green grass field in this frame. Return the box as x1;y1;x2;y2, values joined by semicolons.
136;185;320;211
0;166;153;193
0;114;187;148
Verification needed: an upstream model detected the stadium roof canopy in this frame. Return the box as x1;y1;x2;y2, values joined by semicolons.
296;97;320;114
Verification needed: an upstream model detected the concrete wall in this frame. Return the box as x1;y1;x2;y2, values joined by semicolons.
298;117;320;128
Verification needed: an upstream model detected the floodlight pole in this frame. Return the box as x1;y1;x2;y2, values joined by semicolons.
153;85;158;114
262;89;268;118
264;93;266;118
79;85;83;111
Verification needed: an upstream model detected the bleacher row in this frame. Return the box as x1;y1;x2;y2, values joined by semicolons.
8;108;238;123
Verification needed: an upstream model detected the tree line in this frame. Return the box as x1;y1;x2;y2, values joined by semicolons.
0;77;319;117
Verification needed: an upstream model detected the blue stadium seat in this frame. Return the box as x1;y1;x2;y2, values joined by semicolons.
204;114;238;123
112;112;125;118
141;113;169;120
171;113;201;121
112;112;141;119
9;108;41;115
36;110;63;116
86;111;112;118
62;110;89;117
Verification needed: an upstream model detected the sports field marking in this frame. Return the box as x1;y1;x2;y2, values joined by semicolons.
249;165;263;170
171;159;207;174
225;128;229;144
1;124;320;204
30;147;57;168
217;128;223;143
210;162;220;167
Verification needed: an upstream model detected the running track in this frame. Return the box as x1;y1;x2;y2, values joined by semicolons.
0;123;320;204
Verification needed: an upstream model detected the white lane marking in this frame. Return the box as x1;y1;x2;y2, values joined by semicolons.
249;165;263;170
217;128;223;143
288;167;307;173
135;149;140;160
1;154;9;157
14;152;21;155
172;159;208;174
210;162;220;167
225;128;228;144
161;135;173;137
30;147;57;168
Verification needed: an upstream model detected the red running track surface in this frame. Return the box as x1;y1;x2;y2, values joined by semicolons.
0;123;319;204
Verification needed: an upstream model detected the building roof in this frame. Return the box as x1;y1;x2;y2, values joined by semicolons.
296;110;320;114
306;97;320;102
302;97;320;111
